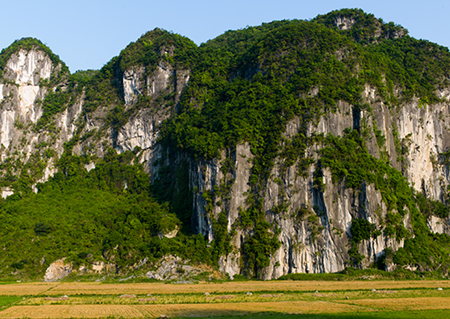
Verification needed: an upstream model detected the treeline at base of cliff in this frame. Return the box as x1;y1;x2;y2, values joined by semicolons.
0;8;449;280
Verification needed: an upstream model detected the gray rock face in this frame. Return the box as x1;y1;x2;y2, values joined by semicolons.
332;14;405;39
44;258;72;282
0;47;189;198
159;226;179;239
1;46;450;280
0;49;65;197
116;63;189;163
0;49;52;149
188;150;409;279
180;90;450;279
145;255;207;281
123;66;145;107
335;16;355;30
116;111;158;153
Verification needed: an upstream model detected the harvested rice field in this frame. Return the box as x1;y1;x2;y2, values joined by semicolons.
1;280;448;295
0;280;448;318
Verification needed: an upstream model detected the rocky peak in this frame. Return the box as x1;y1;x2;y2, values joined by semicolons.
5;49;52;85
0;45;63;150
118;28;196;74
0;37;68;78
314;8;408;42
0;12;448;282
335;16;355;31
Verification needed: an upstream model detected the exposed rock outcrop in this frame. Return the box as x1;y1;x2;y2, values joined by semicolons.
178;92;450;279
0;21;449;281
145;255;216;281
44;258;72;282
0;49;52;150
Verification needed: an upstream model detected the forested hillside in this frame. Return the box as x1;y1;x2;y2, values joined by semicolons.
0;9;449;280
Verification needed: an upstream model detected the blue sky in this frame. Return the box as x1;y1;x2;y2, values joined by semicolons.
1;0;448;72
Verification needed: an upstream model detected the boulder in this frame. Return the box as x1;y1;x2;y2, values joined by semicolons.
145;255;210;281
44;258;72;282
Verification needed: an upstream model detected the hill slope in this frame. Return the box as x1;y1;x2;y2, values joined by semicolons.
0;9;449;280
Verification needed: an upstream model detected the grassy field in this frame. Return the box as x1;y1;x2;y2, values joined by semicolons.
0;281;447;318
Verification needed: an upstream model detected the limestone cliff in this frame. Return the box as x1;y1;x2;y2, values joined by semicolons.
0;49;53;150
0;12;450;280
0;35;189;197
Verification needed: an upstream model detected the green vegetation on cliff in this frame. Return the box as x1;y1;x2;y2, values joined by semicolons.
161;11;450;161
155;9;450;273
320;129;450;269
119;28;197;72
1;8;450;278
0;150;213;279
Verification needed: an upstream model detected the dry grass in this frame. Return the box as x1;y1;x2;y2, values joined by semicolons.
0;305;145;318
16;286;450;307
135;301;369;317
18;293;295;306
0;301;368;318
42;280;450;296
0;283;57;296
0;281;449;318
